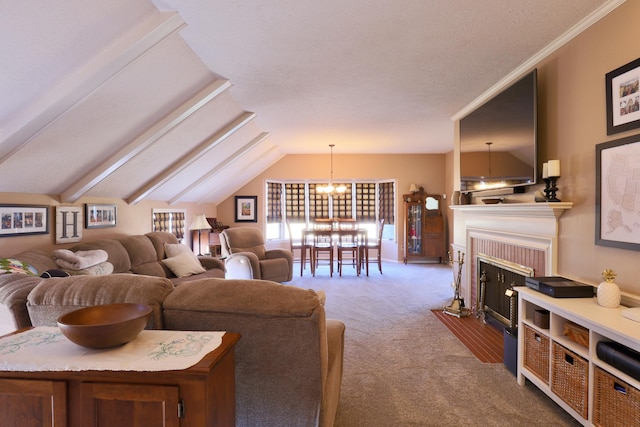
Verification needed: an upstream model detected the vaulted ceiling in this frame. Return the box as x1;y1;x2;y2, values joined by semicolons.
0;0;619;205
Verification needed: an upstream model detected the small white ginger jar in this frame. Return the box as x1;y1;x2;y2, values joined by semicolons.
597;269;621;308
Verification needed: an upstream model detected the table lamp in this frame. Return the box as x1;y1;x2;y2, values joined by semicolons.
189;214;212;255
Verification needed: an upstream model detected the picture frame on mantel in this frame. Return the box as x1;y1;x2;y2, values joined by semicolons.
235;196;258;222
606;57;640;135
595;134;640;250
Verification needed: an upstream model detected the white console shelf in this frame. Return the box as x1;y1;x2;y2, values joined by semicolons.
517;286;640;426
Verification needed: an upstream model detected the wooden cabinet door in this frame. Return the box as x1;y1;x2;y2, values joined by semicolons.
80;382;180;427
0;378;67;427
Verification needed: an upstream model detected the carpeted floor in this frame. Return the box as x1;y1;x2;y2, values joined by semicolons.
432;309;504;363
288;261;582;426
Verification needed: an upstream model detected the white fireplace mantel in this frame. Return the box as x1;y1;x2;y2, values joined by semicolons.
450;202;573;218
450;202;573;306
451;202;573;239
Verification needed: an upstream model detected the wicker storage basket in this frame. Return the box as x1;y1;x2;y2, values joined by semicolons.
594;366;640;427
551;342;588;418
523;324;550;384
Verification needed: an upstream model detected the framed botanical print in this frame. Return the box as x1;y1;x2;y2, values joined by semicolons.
235;196;258;222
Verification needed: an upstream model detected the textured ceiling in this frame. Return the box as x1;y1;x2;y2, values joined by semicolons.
0;0;620;204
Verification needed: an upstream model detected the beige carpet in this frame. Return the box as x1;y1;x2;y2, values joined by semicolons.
289;262;581;426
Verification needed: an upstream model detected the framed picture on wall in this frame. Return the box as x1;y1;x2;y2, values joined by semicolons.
85;204;117;228
606;57;640;135
595;134;640;250
56;205;82;244
0;204;49;237
235;196;258;222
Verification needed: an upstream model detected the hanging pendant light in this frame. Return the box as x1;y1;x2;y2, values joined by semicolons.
317;144;347;195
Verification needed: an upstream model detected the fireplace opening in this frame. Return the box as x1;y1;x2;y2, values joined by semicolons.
476;253;534;331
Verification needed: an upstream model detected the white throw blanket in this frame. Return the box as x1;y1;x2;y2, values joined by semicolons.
53;249;108;270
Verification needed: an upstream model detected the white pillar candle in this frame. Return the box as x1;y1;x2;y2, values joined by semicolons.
547;160;560;177
542;163;548;179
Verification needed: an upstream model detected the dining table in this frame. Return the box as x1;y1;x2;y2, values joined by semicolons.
303;226;368;276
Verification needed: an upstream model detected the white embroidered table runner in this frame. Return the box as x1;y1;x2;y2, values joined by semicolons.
0;327;225;372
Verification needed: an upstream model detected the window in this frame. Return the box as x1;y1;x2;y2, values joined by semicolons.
265;180;395;241
152;209;186;241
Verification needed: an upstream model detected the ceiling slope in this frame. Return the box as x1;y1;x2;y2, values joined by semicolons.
0;1;279;205
0;1;623;205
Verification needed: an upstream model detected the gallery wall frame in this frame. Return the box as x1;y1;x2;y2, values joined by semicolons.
595;133;640;250
0;204;49;237
606;57;640;135
235;196;258;222
85;204;117;229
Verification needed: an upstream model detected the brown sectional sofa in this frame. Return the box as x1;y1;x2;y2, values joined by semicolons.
0;233;345;427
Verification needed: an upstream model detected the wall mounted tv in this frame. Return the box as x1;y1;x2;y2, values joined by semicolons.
460;69;537;193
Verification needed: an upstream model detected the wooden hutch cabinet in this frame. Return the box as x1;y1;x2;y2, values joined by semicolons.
403;189;445;263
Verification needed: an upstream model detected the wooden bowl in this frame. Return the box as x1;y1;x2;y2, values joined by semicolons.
57;303;152;349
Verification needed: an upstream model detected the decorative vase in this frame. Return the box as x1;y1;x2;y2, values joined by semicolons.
597;269;621;308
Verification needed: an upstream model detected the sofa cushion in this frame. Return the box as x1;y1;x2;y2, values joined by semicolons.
71;239;131;273
117;235;165;277
27;273;174;329
162;252;206;278
145;232;180;260
169;266;224;285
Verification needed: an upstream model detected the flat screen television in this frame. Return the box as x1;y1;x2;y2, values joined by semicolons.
460;69;537;193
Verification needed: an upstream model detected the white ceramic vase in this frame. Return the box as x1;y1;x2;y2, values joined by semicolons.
597;281;621;308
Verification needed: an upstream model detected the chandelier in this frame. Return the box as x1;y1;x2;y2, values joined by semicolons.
317;144;347;194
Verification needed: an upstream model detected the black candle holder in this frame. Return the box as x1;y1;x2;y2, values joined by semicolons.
545;176;561;202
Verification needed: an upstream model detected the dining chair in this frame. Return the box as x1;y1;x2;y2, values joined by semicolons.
337;229;360;276
312;220;334;277
286;219;311;276
360;219;385;275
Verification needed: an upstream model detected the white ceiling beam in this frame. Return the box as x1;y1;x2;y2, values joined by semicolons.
60;79;232;203
127;111;256;205
0;12;185;164
203;146;285;205
169;132;271;205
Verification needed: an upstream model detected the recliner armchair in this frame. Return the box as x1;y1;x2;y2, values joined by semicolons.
220;227;293;282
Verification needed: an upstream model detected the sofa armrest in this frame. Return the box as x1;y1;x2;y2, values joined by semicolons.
0;274;42;335
162;278;341;427
265;248;293;264
197;255;225;271
227;251;261;279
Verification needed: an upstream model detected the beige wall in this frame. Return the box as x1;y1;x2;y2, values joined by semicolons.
217;153;449;262
0;192;216;257
454;1;640;294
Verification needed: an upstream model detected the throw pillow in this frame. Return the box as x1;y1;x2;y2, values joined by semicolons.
162;252;206;278
40;269;71;278
0;258;37;276
164;243;200;263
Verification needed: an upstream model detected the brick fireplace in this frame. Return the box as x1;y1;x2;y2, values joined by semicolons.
450;202;573;316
